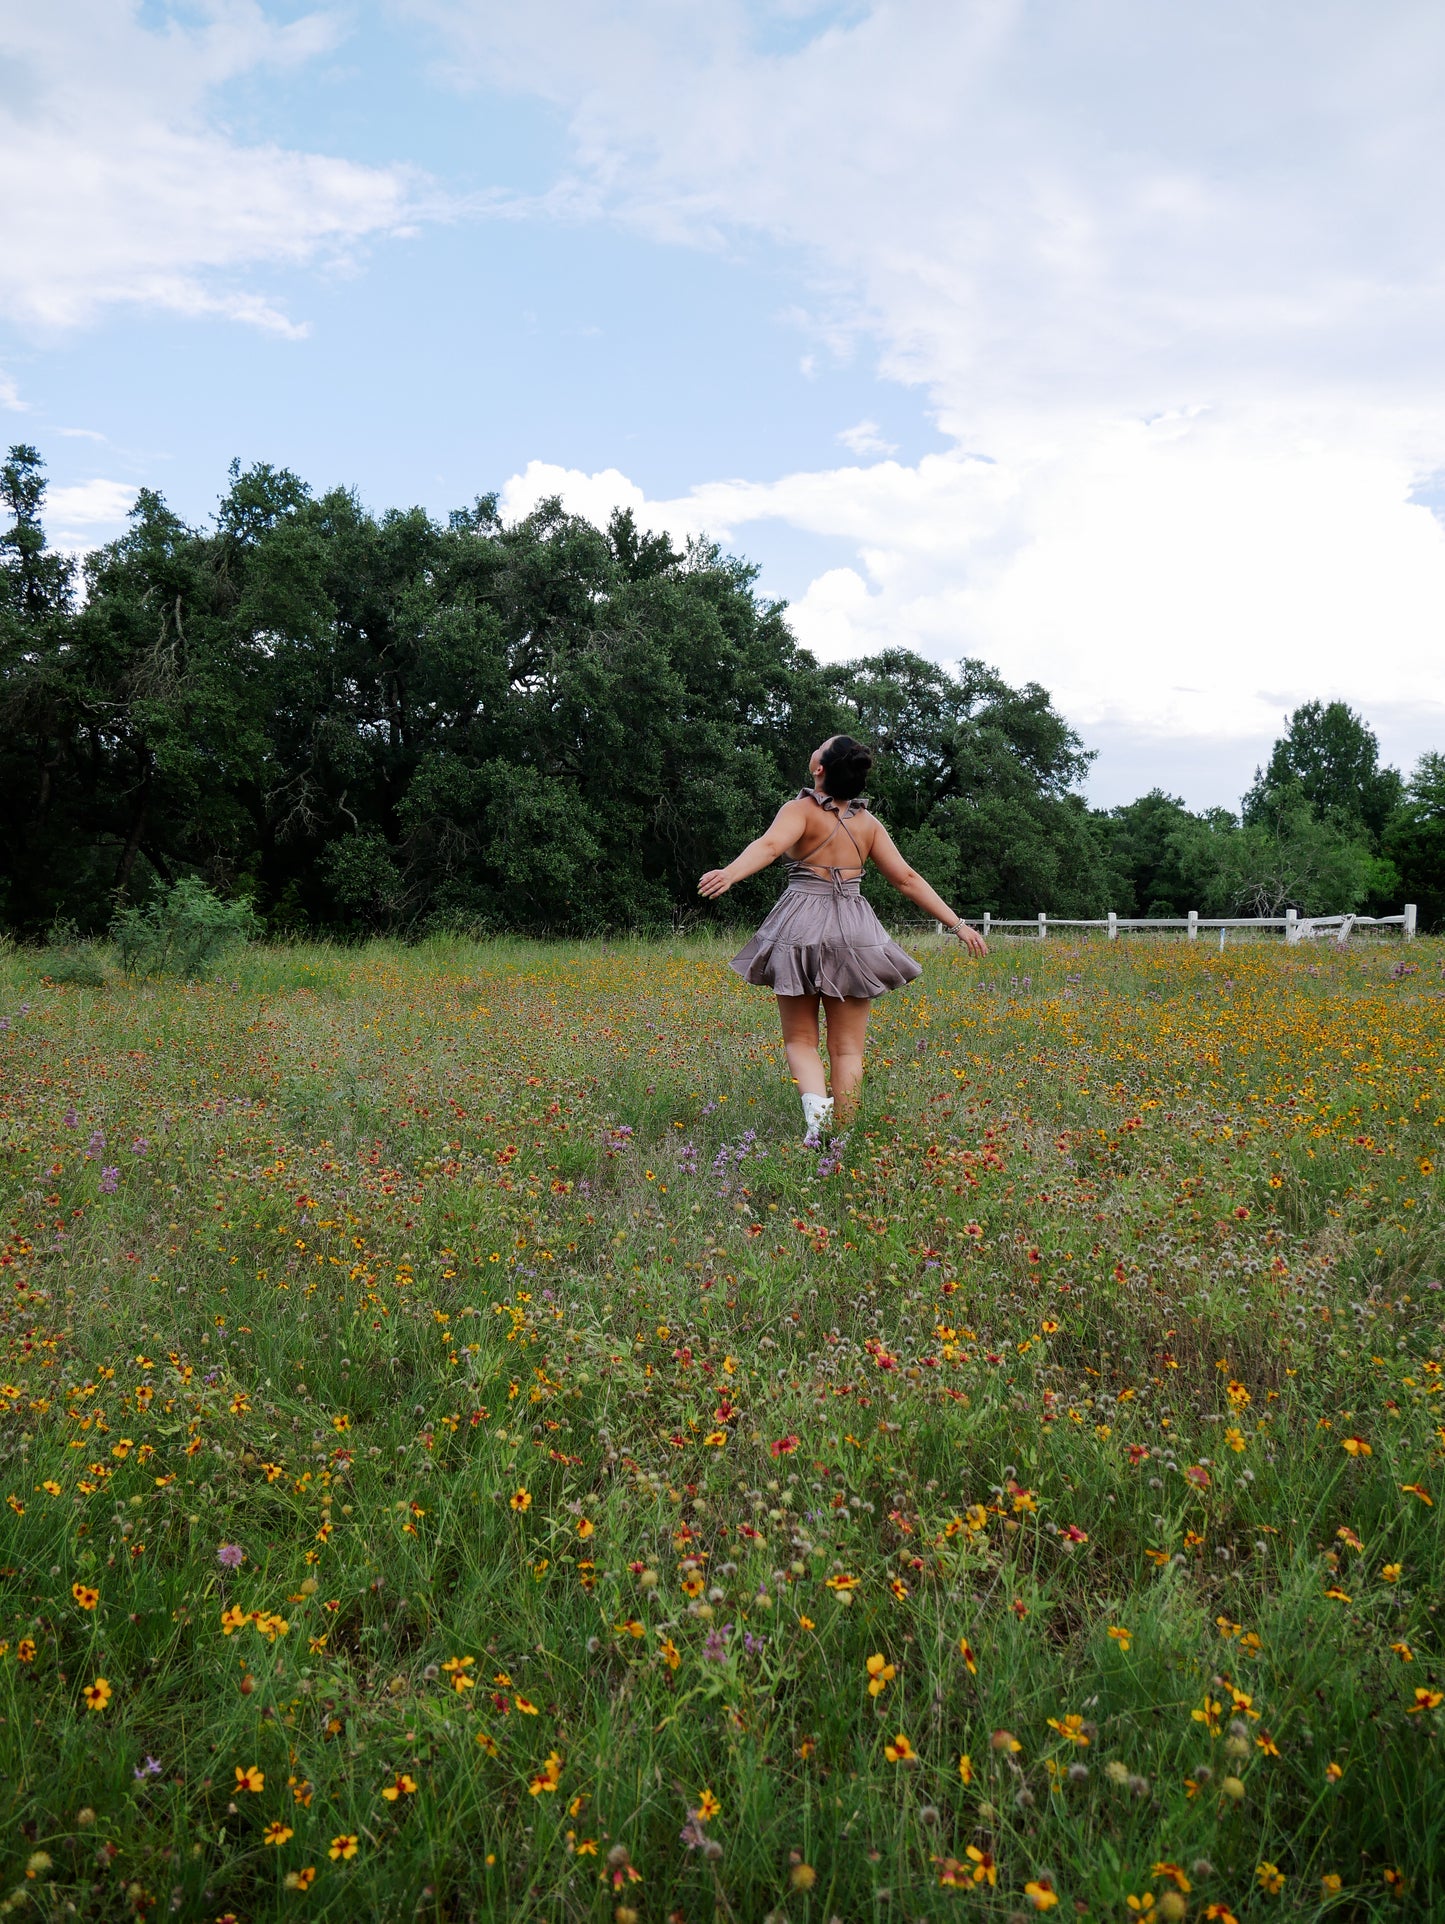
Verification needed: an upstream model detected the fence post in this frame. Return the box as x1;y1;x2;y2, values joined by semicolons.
1187;910;1198;941
1285;909;1298;945
983;911;991;942
1405;903;1417;941
1038;912;1047;940
1107;911;1118;942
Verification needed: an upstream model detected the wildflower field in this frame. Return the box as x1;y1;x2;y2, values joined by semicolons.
0;932;1442;1924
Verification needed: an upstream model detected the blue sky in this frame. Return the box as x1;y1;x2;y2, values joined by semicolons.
4;2;1445;809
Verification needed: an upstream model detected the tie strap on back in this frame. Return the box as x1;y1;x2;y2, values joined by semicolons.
789;788;869;884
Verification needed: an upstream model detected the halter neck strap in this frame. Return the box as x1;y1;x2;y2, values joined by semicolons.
797;787;869;815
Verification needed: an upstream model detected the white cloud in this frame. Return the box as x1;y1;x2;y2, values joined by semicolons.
499;460;657;536
46;478;138;526
425;0;1445;783
0;370;26;411
0;2;426;333
413;0;1445;412
837;419;895;457
43;476;141;554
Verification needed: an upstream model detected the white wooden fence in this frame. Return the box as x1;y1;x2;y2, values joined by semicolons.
944;906;1418;943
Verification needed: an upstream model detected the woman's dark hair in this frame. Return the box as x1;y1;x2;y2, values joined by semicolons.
818;734;874;800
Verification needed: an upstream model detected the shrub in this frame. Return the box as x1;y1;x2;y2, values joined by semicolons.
40;917;108;987
110;877;260;979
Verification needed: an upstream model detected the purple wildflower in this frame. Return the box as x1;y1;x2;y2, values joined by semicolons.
217;1543;245;1569
63;1105;79;1128
702;1624;731;1663
133;1755;163;1779
99;1166;119;1194
85;1130;105;1159
131;1137;149;1156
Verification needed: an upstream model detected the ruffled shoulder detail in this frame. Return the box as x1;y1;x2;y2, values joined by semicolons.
795;788;869;814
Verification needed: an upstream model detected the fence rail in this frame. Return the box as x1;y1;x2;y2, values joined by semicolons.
934;906;1418;944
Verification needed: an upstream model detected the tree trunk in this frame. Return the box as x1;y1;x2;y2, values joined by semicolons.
115;757;153;896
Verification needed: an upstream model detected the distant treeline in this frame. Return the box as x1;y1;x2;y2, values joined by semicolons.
3;447;1442;936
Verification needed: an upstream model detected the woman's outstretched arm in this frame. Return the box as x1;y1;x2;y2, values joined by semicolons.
698;800;810;899
868;820;989;956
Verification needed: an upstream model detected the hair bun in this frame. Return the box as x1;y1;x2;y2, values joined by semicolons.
819;734;874;800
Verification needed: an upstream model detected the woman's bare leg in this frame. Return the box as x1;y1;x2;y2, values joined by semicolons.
777;994;828;1098
821;995;872;1125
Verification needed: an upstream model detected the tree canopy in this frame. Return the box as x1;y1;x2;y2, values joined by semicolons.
0;452;1090;935
1243;699;1403;840
2;449;1440;935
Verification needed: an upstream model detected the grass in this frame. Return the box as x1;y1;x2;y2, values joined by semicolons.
0;928;1441;1923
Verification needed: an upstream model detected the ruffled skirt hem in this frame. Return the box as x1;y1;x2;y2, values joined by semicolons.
729;882;922;998
729;938;922;998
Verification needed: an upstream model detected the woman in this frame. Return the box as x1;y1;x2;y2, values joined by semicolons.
699;735;987;1138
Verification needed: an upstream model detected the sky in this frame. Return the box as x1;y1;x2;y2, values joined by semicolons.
3;0;1444;810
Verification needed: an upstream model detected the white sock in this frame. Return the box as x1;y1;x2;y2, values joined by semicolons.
801;1092;834;1137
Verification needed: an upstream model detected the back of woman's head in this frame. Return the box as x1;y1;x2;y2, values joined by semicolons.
819;734;873;800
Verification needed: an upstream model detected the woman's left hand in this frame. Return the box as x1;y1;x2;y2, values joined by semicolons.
698;869;733;898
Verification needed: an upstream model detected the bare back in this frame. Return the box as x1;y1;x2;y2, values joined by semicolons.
780;792;878;877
